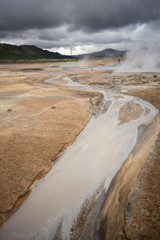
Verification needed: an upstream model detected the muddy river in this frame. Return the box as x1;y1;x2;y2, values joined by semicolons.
0;64;158;240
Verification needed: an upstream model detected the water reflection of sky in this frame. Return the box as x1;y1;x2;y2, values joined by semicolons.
49;64;117;71
87;64;160;72
14;62;160;73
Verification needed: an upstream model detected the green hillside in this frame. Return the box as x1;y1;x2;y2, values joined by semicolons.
0;43;72;62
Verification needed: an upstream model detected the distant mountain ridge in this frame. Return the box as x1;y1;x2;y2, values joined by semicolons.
0;43;126;62
76;48;126;58
0;43;71;61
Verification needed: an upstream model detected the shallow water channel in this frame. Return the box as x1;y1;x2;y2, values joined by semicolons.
0;67;158;240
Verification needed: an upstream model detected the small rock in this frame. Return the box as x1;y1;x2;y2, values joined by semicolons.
51;106;56;109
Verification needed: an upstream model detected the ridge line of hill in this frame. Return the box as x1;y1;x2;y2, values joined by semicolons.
0;43;126;62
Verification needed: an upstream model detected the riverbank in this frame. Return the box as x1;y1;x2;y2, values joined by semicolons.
123;88;160;240
67;67;160;239
84;88;160;240
0;61;160;239
0;63;103;226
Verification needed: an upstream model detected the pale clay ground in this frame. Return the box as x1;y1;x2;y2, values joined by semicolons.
0;60;160;235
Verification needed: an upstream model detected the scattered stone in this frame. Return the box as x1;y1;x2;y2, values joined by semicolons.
51;106;56;109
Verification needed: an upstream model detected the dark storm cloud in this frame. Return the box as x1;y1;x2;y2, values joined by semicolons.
69;0;160;32
0;0;68;31
0;0;160;54
0;0;160;33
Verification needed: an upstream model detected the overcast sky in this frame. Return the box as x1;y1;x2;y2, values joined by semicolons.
0;0;160;55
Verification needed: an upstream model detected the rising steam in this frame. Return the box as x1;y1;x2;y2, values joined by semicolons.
117;45;160;72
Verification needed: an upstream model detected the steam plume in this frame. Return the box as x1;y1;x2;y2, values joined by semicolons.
118;45;160;72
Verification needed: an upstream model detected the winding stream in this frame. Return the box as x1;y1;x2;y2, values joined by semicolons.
0;67;158;240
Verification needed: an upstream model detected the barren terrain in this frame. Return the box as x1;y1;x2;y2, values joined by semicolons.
0;60;160;239
0;62;103;225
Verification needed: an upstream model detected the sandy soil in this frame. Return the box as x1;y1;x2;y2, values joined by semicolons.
64;63;160;239
77;71;160;240
0;62;103;226
122;89;160;240
0;60;160;239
